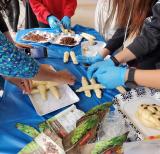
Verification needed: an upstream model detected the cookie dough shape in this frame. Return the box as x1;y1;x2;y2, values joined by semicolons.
82;77;91;97
76;77;104;98
90;78;102;98
136;104;160;130
31;81;61;101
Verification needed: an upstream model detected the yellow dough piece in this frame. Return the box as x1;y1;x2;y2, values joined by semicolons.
63;51;70;63
49;86;61;99
31;89;39;94
62;28;75;35
70;51;78;65
90;78;102;98
81;32;96;40
32;81;46;88
31;80;61;100
68;30;75;35
81;77;91;97
116;86;127;94
76;84;104;93
136;104;160;130
46;81;59;87
37;85;47;101
63;29;69;35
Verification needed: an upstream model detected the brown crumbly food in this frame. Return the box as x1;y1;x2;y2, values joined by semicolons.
60;37;77;45
23;33;48;42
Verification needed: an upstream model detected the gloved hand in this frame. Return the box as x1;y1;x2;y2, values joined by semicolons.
92;66;128;89
87;58;115;79
76;53;103;64
61;16;71;29
47;15;61;31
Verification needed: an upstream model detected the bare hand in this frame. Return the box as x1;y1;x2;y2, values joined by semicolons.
54;70;76;85
6;78;32;94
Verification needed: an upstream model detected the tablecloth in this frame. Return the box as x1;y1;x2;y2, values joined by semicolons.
0;25;118;154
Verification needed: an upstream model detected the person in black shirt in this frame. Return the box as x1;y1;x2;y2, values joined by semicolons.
84;0;160;90
77;0;159;70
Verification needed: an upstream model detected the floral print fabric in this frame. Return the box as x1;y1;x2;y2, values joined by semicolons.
0;31;40;78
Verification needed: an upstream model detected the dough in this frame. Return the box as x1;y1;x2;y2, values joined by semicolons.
70;51;78;65
82;77;91;97
31;81;61;100
136;104;160;130
90;78;102;98
63;51;70;63
76;77;104;98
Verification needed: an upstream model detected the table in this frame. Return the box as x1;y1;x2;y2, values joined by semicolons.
0;25;118;153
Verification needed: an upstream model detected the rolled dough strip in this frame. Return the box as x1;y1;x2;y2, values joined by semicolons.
70;51;78;65
76;84;104;93
81;77;91;97
63;51;70;63
49;86;61;99
90;78;102;98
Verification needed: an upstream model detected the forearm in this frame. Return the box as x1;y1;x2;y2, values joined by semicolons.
33;65;58;81
125;69;160;89
133;69;160;89
114;48;136;63
99;48;111;58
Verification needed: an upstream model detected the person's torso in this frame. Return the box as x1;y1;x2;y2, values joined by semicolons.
41;0;66;20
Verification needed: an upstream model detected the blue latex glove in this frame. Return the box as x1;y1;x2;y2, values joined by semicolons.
47;15;61;31
61;16;71;29
76;53;103;64
92;66;127;89
87;58;115;79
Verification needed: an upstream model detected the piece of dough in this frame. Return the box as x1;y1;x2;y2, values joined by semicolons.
68;30;75;35
31;89;39;94
81;77;91;97
63;29;69;35
136;104;160;130
46;81;59;87
31;80;61;100
81;32;96;40
37;85;47;100
70;51;78;65
32;81;46;88
90;78;102;98
76;84;104;93
49;86;61;99
63;51;70;63
116;86;127;94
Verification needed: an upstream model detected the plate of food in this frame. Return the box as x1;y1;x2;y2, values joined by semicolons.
29;66;79;116
114;87;160;137
29;80;79;116
22;30;56;43
49;33;82;46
